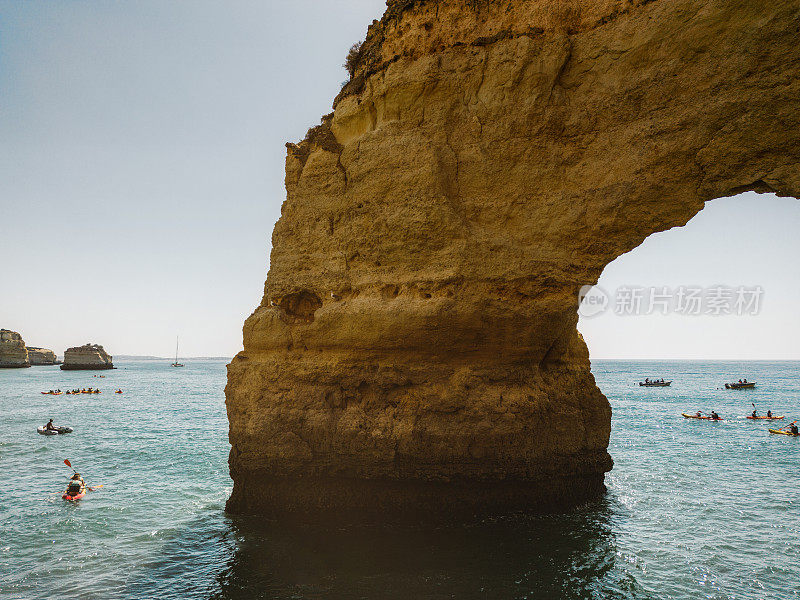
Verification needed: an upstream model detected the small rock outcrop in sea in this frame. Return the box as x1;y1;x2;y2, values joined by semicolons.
27;347;58;365
61;344;114;370
0;329;30;368
226;0;800;518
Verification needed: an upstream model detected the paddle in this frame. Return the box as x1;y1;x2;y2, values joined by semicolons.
64;458;76;474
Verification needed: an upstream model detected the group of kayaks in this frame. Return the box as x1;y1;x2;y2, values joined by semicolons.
42;389;124;394
681;411;799;436
681;413;786;422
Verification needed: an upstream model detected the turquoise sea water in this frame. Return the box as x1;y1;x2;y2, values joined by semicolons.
1;359;798;599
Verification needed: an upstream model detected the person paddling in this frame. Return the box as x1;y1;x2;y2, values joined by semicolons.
767;410;773;418
710;411;721;421
789;423;799;435
45;418;57;431
752;409;758;418
66;473;85;497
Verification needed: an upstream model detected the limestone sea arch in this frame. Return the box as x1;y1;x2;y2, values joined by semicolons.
225;0;800;516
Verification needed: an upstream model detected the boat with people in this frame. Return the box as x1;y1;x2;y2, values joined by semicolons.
37;424;73;435
769;423;799;437
682;412;723;421
747;415;784;420
41;390;62;395
640;378;672;387
61;459;101;501
725;380;756;389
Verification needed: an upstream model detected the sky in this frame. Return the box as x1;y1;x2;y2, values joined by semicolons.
1;2;798;360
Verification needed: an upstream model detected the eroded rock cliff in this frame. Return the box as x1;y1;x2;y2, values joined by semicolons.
227;0;800;517
0;329;30;368
61;344;114;370
27;347;58;365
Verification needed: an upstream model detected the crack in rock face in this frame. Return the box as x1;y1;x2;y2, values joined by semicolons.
225;0;800;518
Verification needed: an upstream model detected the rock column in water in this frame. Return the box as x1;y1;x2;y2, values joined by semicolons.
226;0;800;516
0;329;30;368
27;347;58;365
61;344;114;370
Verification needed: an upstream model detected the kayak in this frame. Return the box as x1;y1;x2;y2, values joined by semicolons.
746;415;784;420
769;429;800;437
682;413;723;420
41;392;62;395
37;426;73;435
62;490;85;501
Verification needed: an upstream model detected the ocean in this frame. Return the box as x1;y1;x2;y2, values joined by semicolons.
1;359;798;599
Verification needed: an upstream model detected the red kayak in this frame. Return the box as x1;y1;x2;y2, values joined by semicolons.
62;491;85;501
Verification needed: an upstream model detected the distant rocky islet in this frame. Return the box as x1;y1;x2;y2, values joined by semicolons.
0;328;113;370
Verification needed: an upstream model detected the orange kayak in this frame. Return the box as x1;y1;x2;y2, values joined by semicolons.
746;415;784;420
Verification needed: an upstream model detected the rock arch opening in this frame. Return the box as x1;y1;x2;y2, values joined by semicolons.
578;192;800;362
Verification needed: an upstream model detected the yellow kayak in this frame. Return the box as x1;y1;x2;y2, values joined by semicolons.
769;429;799;437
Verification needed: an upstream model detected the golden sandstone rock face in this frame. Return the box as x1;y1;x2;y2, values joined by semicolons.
226;0;800;516
27;347;58;366
0;329;30;368
61;344;114;370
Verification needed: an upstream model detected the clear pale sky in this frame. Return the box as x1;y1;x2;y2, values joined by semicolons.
1;2;798;359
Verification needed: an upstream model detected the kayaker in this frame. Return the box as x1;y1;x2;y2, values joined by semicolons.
66;473;85;496
790;423;799;435
752;409;758;418
44;419;56;431
767;410;773;418
710;411;721;420
696;411;702;418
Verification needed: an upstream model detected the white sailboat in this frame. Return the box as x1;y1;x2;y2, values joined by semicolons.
171;337;185;367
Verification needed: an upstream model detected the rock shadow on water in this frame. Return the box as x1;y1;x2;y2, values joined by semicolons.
126;498;651;600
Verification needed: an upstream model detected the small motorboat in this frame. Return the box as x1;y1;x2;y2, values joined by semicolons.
37;425;73;435
640;380;672;387
725;382;756;389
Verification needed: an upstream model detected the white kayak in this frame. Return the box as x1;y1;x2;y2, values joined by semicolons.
37;425;73;435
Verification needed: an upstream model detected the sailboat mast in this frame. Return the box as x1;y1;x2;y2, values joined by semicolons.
175;336;179;363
